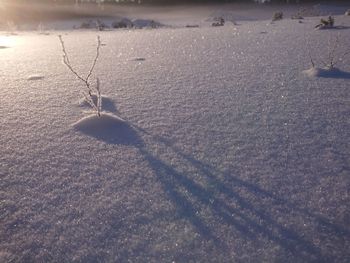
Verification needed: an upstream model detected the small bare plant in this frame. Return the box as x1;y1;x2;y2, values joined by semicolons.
315;16;335;29
212;17;225;27
59;35;102;117
307;34;350;70
272;12;283;21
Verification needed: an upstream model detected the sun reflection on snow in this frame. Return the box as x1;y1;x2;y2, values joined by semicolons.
0;35;21;48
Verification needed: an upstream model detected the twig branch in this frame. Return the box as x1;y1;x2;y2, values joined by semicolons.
86;36;101;83
58;35;102;116
307;34;349;70
327;34;340;68
306;39;315;68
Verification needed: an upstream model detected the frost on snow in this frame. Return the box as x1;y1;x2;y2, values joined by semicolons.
1;4;350;263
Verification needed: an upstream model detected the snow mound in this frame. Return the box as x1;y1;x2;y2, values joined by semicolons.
303;67;350;79
27;75;44;80
78;95;117;113
73;113;142;145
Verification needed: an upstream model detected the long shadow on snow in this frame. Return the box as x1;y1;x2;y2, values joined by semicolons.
318;25;350;31
165;139;350;239
318;68;350;79
133;126;348;262
75;117;143;146
84;120;347;260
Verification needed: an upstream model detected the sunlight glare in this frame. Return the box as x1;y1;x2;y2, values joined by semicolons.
0;35;21;48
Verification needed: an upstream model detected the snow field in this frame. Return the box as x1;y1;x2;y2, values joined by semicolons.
1;13;350;262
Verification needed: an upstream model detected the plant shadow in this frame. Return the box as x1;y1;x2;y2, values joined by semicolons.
330;25;350;30
317;25;350;30
304;67;350;79
131;126;349;261
318;68;350;79
74;114;143;146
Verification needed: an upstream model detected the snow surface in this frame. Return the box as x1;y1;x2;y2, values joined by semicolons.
1;8;350;263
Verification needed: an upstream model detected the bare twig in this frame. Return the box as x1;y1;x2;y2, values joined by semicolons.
329;35;350;68
96;78;102;115
86;36;101;83
58;35;102;116
327;34;340;68
306;39;315;68
307;34;349;70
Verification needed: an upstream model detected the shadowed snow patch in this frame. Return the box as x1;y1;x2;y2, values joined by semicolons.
27;75;45;81
78;95;117;113
73;113;142;145
303;67;350;79
0;46;9;49
316;25;350;30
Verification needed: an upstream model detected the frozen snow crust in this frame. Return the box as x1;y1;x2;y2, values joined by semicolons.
1;11;350;263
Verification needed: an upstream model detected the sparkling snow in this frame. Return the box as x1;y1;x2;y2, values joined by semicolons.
1;7;350;263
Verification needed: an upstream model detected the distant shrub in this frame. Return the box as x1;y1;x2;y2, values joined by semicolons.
111;18;133;29
96;20;109;31
79;20;95;29
112;21;128;29
59;35;102;117
132;19;162;29
315;16;335;29
272;12;283;21
77;20;108;31
324;16;334;26
212;17;225;27
149;20;158;28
